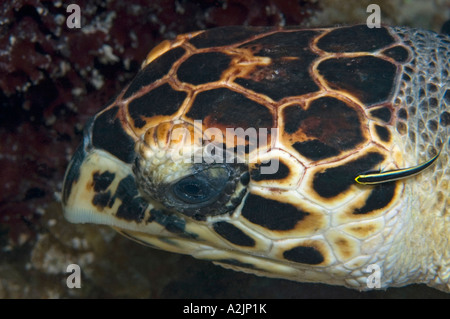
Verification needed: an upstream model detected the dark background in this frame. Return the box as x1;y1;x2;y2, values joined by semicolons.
0;0;449;298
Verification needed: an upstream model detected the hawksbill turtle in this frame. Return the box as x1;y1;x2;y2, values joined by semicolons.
62;25;449;292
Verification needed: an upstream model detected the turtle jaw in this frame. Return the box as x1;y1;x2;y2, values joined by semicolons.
61;123;176;236
61;142;207;244
62;146;157;233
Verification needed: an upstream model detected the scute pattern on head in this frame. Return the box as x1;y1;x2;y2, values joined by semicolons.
62;25;449;292
281;96;367;161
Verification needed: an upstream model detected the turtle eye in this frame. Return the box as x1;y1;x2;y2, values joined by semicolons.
170;166;229;205
172;175;214;204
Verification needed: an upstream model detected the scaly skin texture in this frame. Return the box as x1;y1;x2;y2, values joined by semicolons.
62;25;449;292
381;27;449;291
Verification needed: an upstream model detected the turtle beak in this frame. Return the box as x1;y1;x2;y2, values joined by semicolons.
61;137;208;254
61;138;169;236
